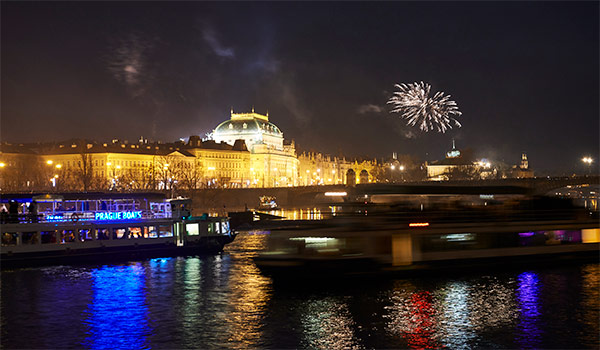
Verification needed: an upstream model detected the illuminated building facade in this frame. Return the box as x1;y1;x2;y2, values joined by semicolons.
211;110;299;187
297;152;378;185
1;141;198;192
1;109;385;191
509;153;534;178
1;111;299;190
426;141;495;181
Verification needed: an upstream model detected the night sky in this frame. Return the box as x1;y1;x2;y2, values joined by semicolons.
2;2;598;174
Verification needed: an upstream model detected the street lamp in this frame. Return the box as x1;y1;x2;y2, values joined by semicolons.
50;174;58;188
582;157;593;175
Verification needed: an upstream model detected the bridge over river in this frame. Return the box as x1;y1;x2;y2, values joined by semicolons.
187;175;599;212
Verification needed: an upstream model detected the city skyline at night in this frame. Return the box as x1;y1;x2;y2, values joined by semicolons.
2;1;598;174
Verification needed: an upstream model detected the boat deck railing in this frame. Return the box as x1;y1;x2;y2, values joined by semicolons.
0;210;172;224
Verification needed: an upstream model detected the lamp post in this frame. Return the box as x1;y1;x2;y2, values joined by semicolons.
115;165;122;189
163;163;170;191
0;162;6;191
45;160;55;191
54;164;63;190
107;161;119;190
50;174;59;189
207;166;216;188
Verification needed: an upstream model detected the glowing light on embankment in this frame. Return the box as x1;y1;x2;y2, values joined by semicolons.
324;192;347;197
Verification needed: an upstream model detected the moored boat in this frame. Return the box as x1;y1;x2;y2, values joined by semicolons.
1;192;236;268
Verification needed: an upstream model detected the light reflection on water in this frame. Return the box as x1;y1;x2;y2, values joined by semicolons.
440;281;474;349
1;232;598;349
384;277;520;349
221;232;271;348
516;271;542;348
83;264;151;350
260;208;325;220
299;297;360;350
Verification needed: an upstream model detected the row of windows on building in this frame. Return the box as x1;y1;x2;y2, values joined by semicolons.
208;162;245;169
201;153;245;159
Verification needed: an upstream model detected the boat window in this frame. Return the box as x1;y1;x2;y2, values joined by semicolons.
221;221;230;234
22;232;39;244
186;223;199;236
1;232;18;246
207;223;214;234
113;228;128;239
147;226;158;238
518;230;583;246
583;229;600;243
159;225;173;238
41;231;57;244
60;230;76;244
129;227;143;239
214;222;221;234
79;229;94;241
97;228;110;240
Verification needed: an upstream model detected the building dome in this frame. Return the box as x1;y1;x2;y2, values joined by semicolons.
212;111;284;150
213;119;282;137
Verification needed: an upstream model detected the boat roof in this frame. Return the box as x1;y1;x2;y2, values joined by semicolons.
0;192;167;203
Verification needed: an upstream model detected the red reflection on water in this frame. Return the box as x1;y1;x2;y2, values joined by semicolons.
405;291;443;349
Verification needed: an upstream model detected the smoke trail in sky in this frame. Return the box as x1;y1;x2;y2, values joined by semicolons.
107;33;156;98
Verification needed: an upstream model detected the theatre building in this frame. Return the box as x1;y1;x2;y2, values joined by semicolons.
211;110;299;187
1;109;385;191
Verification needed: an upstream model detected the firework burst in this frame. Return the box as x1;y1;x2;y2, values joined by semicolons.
387;82;462;133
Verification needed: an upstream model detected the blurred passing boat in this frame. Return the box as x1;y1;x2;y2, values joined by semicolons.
254;192;600;276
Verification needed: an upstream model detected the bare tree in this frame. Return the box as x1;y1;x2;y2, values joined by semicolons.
445;166;482;181
0;155;41;191
179;159;204;190
75;152;96;191
155;154;189;193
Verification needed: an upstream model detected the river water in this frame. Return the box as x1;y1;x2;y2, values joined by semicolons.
1;231;599;349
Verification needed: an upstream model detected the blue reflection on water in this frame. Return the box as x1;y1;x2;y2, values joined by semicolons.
516;271;542;348
83;264;151;350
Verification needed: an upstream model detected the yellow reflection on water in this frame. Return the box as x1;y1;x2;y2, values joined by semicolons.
299;298;361;349
262;208;324;220
465;276;518;330
180;258;202;342
579;264;600;347
223;232;272;348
